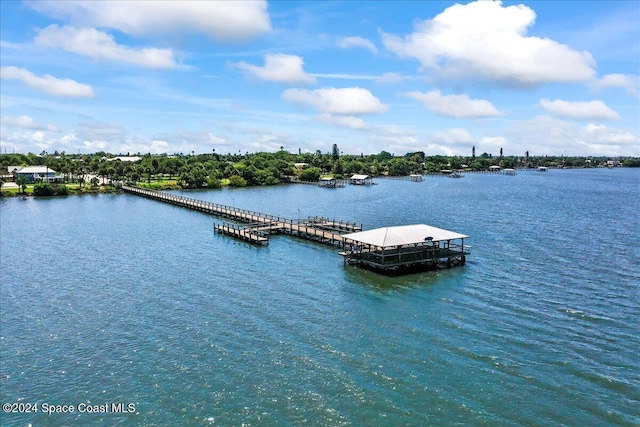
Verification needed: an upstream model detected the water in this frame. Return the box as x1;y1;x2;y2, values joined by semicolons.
1;169;638;426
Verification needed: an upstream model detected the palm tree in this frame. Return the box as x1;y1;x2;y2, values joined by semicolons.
16;175;27;194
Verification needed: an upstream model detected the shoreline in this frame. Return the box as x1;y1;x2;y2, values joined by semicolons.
1;166;636;199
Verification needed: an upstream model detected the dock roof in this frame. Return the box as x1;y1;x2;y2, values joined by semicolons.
343;224;467;248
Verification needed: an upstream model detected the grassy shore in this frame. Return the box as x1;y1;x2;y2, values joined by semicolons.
1;177;235;197
1;183;119;197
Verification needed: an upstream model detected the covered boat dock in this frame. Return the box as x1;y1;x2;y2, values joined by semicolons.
339;224;469;275
349;174;373;185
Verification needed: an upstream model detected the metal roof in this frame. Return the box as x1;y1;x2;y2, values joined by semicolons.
343;224;468;248
111;156;142;162
17;166;58;174
350;174;370;180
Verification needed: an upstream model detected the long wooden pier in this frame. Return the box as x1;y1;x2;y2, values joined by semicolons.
122;185;470;275
122;185;358;248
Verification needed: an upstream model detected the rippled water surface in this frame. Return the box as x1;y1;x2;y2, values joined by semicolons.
1;169;639;426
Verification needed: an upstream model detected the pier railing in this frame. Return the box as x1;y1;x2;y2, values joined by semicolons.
122;185;359;248
123;185;294;225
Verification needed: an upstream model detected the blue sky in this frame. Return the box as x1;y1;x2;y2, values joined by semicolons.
1;1;638;156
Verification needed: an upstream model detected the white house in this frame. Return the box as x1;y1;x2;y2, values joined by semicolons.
16;166;63;183
110;156;142;163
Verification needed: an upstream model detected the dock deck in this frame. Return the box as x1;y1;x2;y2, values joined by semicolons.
214;222;269;245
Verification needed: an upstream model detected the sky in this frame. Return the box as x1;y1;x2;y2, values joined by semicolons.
1;0;639;157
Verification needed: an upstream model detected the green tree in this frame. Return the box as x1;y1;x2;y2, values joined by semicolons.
33;182;55;196
179;164;206;188
376;151;392;162
387;158;409;176
15;175;27;194
299;167;321;181
206;176;222;188
332;144;340;161
228;175;247;187
333;160;344;175
449;157;462;170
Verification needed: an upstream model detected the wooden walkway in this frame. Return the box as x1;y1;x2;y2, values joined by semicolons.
214;222;269;245
462;169;516;175
378;175;424;182
122;185;358;248
287;178;347;188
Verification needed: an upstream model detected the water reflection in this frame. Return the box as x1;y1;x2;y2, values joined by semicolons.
342;264;454;292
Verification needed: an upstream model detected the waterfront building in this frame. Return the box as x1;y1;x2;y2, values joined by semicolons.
15;166;62;183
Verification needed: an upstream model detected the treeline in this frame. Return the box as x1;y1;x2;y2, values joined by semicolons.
1;149;638;190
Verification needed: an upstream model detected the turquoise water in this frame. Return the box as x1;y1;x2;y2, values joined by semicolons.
1;169;639;426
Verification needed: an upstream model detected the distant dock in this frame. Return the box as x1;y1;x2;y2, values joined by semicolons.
288;177;347;188
122;185;469;275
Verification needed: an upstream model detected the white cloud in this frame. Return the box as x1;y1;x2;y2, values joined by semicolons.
0;66;95;97
83;140;109;152
403;90;500;118
233;54;315;85
539;99;620;120
506;115;639;156
0;129;58;153
35;25;177;69
208;133;228;145
150;140;170;154
427;128;475;145
76;122;125;142
315;114;369;130
425;144;462;156
282;87;387;114
61;133;78;144
591;73;639;98
147;130;231;153
375;72;422;84
310;73;378;81
369;124;421;153
371;134;421;154
381;1;595;85
117;134;196;156
337;36;378;54
249;132;293;152
0;123;236;155
478;136;508;151
581;123;637;145
0;115;60;132
27;1;271;42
